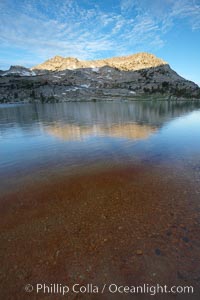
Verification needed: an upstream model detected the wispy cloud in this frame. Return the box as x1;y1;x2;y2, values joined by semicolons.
170;0;200;30
0;0;199;68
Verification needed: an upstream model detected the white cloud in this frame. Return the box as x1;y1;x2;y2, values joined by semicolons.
0;0;199;68
120;0;137;13
171;0;200;30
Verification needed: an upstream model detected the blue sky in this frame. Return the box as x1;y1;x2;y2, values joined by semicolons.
0;0;199;85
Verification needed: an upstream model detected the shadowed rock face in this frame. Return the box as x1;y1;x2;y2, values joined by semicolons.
0;53;200;102
0;65;36;77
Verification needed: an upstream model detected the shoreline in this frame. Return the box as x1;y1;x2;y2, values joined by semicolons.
1;96;200;105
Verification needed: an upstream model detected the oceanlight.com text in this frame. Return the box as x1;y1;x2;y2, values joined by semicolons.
24;282;194;296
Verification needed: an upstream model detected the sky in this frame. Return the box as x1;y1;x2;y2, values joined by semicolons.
0;0;199;85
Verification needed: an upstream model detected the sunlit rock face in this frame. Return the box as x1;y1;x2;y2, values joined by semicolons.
46;123;157;141
32;52;167;72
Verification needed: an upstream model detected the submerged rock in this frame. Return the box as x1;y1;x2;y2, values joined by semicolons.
155;248;161;256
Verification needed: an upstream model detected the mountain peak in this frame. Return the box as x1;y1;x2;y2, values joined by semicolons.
32;52;167;72
1;65;36;76
50;55;64;60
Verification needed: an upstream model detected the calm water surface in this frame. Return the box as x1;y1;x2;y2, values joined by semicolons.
1;101;200;300
0;101;200;190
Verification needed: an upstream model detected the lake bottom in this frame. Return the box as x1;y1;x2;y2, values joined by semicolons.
1;162;200;299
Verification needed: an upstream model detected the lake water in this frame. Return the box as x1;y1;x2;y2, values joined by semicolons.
1;101;200;189
1;101;200;299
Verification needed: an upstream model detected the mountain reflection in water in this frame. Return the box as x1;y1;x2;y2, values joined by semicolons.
46;123;157;141
0;100;200;184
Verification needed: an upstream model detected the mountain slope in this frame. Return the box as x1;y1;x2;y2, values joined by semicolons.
0;53;199;102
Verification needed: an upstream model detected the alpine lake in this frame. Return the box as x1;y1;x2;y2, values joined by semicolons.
1;99;200;299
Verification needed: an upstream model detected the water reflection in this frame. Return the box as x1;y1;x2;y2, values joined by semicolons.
46;125;93;141
0;101;200;182
101;123;157;140
46;123;157;141
0;101;200;132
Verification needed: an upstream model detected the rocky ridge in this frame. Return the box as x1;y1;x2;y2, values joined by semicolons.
32;52;167;72
0;65;36;77
0;53;200;102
